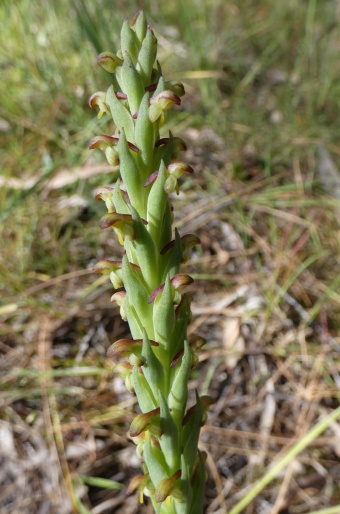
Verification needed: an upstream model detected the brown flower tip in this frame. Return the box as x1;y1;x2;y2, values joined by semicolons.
89;134;139;153
155;469;182;503
96;52;123;73
107;339;140;359
155;137;187;152
94;186;114;201
145;82;157;92
182;396;213;426
92;259;122;274
93;260;141;274
129;407;161;438
167;161;194;178
148;274;194;304
150;91;181;107
99;213;133;230
89;134;119;150
127;474;151;495
160;233;200;255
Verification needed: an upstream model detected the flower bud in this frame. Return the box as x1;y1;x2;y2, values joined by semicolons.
150;90;181;109
99;213;135;244
97;51;123;73
105;146;120;166
94;186;114;201
149;91;181;123
165;80;185;97
182;396;213;426
110;291;126;303
170;273;194;290
94;186;115;212
155;470;182;503
127;473;152;496
155;136;187;160
125;374;134;393
111;291;127;320
130;407;161;438
89;134;119;150
113;362;134;392
168;161;194;179
162;233;201;263
89;134;139;153
107;338;159;361
93;259;140;275
92;259;121;275
107;338;141;359
162;162;194;194
89;92;109;119
130;11;147;43
189;334;206;352
114;361;133;377
148;274;194;304
99;212;132;229
164;175;178;195
109;271;123;289
129;354;144;367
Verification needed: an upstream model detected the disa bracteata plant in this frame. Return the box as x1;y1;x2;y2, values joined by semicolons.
89;12;210;514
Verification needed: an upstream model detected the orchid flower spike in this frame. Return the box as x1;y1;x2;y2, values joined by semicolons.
89;11;207;513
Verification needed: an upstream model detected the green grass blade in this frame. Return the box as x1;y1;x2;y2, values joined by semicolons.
229;406;340;514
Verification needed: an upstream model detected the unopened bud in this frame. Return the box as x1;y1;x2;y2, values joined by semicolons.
155;470;182;503
111;291;127;320
109;271;123;289
127;474;151;495
99;212;133;230
182;396;213;426
89;92;109;119
148;274;194;304
168;161;194;179
164;175;178;194
165;80;185;97
97;51;123;73
130;408;160;438
105;146;120;166
94;186;115;212
89;134;139;153
93;259;122;275
149;90;181;123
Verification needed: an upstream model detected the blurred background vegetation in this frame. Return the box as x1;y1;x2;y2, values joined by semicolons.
1;0;340;297
1;0;340;513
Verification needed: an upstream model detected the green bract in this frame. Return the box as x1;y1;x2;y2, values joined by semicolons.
90;12;208;514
